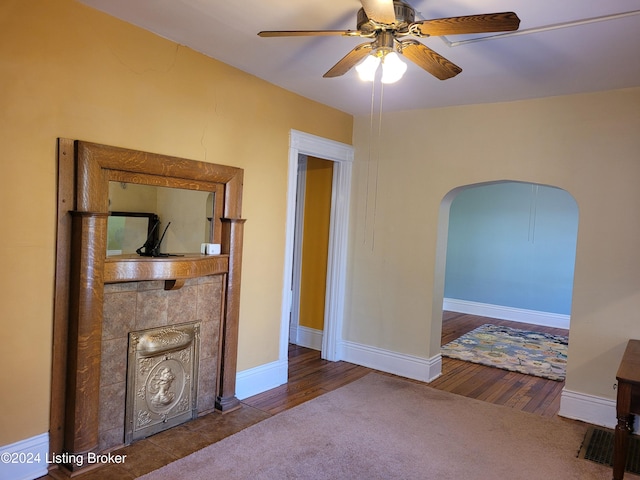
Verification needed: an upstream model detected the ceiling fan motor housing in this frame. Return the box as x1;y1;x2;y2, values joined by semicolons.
357;1;415;30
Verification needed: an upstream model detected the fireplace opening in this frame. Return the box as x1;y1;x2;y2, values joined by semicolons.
125;322;200;443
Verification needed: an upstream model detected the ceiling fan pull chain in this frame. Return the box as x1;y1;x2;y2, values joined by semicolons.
363;78;377;247
369;81;386;250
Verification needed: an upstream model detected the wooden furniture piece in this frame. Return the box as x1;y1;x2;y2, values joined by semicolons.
613;339;640;480
50;139;245;477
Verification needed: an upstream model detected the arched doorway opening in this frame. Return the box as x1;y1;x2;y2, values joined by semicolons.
432;181;579;375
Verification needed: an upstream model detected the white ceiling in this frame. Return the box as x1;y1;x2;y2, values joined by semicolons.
76;0;640;115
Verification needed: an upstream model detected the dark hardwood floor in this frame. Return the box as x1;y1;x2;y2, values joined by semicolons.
41;312;568;479
245;311;568;418
431;311;568;418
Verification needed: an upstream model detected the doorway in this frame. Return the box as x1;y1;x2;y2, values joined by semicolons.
433;181;579;376
280;130;354;364
290;156;334;351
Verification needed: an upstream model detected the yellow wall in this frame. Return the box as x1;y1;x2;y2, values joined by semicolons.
0;0;352;446
349;87;640;401
299;157;334;330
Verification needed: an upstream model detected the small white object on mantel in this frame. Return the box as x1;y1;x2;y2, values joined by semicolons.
200;243;221;255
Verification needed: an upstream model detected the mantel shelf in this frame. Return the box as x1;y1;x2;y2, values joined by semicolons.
104;254;229;284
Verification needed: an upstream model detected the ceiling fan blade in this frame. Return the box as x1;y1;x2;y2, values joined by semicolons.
360;0;397;24
415;12;520;36
399;40;461;80
323;43;374;78
258;30;360;37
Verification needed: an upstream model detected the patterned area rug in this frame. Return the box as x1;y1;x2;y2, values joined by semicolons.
441;324;568;381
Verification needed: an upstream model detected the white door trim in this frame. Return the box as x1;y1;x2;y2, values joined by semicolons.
280;130;354;363
289;155;307;344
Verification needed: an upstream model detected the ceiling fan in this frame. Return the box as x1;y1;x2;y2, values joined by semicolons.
258;0;520;82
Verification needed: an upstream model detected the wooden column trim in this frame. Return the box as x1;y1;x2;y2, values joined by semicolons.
216;218;246;412
64;211;108;467
50;139;76;458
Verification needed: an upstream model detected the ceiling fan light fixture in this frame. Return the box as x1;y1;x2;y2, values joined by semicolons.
260;5;521;83
380;51;407;84
355;54;381;82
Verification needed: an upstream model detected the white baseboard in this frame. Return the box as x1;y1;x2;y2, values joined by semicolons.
235;359;288;400
0;433;49;480
235;337;442;401
443;298;570;330
341;340;442;383
233;344;628;434
558;388;622;429
561;388;640;432
294;326;323;351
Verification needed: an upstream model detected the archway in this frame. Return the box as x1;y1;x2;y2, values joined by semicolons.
432;181;579;372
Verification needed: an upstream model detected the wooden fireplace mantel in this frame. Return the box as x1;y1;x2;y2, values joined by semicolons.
50;139;245;476
104;253;230;285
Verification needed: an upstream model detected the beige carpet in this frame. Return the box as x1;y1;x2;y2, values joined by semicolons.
139;373;613;479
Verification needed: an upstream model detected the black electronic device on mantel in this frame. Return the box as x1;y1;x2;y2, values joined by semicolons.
136;221;183;257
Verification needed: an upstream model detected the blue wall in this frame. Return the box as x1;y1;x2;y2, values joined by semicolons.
444;182;579;315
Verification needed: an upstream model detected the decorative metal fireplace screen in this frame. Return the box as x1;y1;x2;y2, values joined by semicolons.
125;322;200;443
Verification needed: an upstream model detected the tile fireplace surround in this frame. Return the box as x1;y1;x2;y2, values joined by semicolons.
100;275;223;452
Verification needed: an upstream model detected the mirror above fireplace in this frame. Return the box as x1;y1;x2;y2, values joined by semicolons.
107;182;216;256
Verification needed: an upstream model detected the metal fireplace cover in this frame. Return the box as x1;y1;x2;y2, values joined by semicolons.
125;321;200;444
